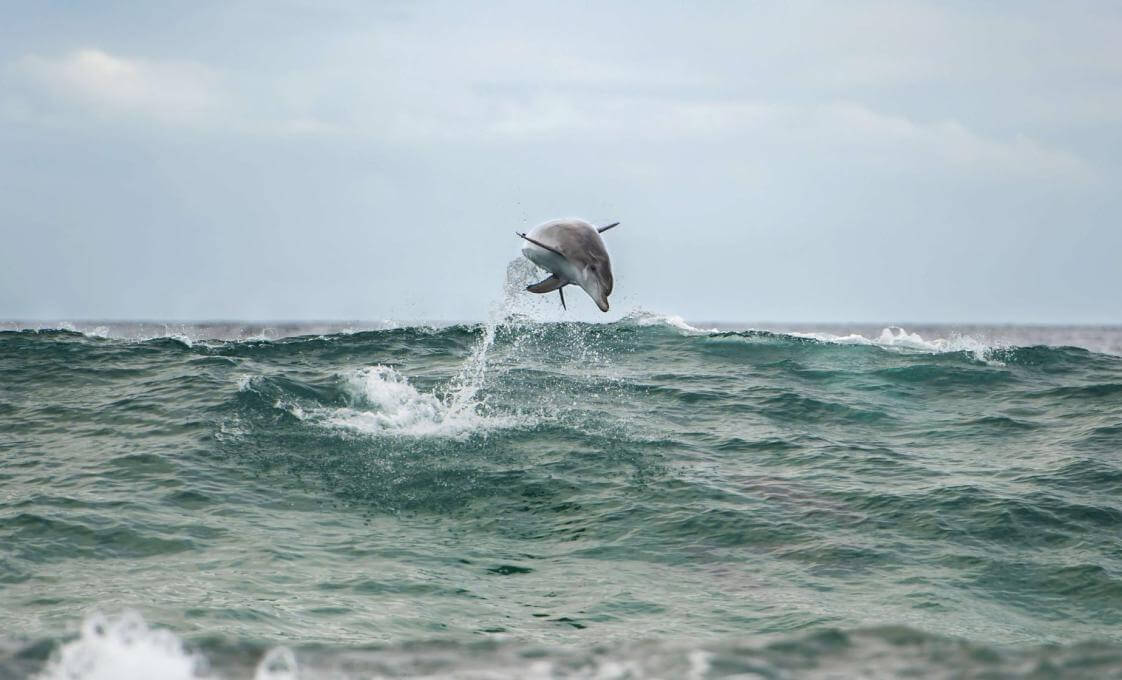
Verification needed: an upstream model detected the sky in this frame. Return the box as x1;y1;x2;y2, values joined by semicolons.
1;1;1120;323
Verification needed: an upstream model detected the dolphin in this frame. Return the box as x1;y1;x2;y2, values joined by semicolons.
516;218;618;312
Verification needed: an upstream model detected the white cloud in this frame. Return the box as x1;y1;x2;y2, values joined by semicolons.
405;93;781;143
818;102;1094;182
6;48;338;136
12;49;226;125
0;25;1101;186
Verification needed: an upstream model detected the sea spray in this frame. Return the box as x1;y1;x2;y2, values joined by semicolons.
441;257;542;413
289;258;545;438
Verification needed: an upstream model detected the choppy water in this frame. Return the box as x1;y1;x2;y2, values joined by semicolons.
3;302;1122;676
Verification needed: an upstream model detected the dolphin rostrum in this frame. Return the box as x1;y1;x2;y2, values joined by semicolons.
516;218;618;312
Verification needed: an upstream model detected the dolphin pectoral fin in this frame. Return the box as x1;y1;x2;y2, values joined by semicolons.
559;287;566;310
597;222;620;233
527;274;565;294
516;232;565;257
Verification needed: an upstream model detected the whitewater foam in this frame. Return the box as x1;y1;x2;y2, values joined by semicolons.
622;310;717;334
277;365;521;439
330;365;472;436
35;612;297;680
615;315;1000;360
788;326;1000;361
35;612;206;680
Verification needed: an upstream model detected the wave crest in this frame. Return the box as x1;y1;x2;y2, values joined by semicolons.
618;310;717;334
789;326;999;360
259;365;523;439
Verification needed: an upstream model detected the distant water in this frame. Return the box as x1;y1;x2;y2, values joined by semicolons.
3;313;1122;674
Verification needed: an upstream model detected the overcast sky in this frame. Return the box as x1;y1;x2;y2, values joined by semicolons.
2;1;1120;323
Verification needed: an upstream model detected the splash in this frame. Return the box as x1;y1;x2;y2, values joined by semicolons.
313;365;522;437
34;611;206;680
279;259;540;439
336;366;447;429
34;612;294;680
423;257;556;420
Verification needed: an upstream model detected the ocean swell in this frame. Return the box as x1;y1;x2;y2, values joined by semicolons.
3;318;1122;679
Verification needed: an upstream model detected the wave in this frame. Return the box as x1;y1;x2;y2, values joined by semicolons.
5;263;1122;678
21;611;1122;680
5;317;1120;358
617;314;1000;358
787;325;997;358
620;309;718;334
0;321;407;347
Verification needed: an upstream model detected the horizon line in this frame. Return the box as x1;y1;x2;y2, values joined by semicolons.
4;318;1122;328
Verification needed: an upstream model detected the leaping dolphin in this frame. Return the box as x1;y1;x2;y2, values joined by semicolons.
516;218;618;312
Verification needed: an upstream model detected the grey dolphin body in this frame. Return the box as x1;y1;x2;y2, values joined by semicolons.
516;218;617;312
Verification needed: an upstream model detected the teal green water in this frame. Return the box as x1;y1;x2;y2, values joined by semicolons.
2;318;1122;678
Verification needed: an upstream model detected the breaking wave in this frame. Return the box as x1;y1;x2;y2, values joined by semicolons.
24;611;1122;680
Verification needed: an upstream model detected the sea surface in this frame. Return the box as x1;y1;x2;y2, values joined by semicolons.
3;287;1122;677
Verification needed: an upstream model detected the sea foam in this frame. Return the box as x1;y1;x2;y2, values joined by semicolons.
319;364;519;438
35;612;295;680
788;326;999;361
623;309;718;334
617;313;999;360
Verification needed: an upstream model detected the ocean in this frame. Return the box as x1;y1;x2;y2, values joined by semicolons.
3;278;1122;677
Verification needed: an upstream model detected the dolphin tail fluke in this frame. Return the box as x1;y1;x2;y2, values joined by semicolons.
527;274;564;294
597;222;620;233
559;287;566;310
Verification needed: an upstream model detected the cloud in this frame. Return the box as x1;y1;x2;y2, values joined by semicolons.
11;49;226;125
376;90;782;143
0;29;1099;187
817;102;1094;182
5;48;338;136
